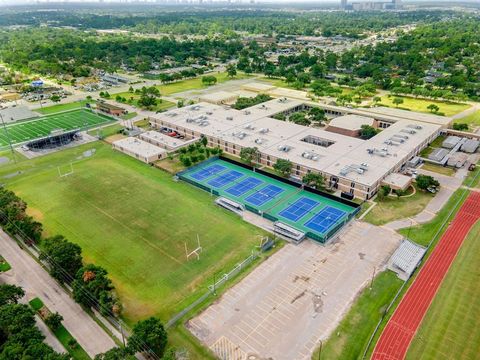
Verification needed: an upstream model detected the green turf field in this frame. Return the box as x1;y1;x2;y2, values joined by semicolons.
406;220;480;360
376;96;470;116
0;109;114;148
35;100;93;115
0;142;268;323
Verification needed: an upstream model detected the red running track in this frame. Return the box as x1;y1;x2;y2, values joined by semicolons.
372;191;480;360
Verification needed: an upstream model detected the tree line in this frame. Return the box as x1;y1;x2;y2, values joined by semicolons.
0;186;171;359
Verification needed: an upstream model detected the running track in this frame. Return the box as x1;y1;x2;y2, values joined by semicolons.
372;191;480;360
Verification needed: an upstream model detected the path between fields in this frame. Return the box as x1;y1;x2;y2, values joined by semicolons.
0;229;116;357
371;191;480;360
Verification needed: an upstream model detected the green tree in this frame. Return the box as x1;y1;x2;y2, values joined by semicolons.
226;64;237;78
95;347;136;360
360;124;378;139
289;112;311;126
273;159;293;178
0;285;25;306
302;172;325;190
128;317;168;358
452;123;468;131
427;104;440;113
50;95;61;103
45;312;63;331
138;94;157;109
308;107;326;125
392;97;404;107
40;235;83;284
416;175;440;190
201;75;217;86
240;147;260;165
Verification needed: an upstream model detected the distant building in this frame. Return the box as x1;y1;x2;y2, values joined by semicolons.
341;0;402;11
96;102;126;117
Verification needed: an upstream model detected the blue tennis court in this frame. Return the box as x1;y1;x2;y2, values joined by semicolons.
245;185;284;207
278;197;319;222
305;206;346;233
208;170;244;188
226;177;263;197
190;164;226;181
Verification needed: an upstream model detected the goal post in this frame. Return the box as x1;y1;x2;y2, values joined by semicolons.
185;234;203;261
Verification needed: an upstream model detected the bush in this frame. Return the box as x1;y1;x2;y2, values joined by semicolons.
45;312;63;331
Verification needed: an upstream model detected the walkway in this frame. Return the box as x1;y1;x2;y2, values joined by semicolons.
0;229;116;357
384;168;465;230
372;191;480;360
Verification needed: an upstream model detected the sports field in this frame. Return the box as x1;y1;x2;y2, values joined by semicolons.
406;220;480;360
0;142;267;323
179;159;357;242
372;191;480;360
0;109;113;148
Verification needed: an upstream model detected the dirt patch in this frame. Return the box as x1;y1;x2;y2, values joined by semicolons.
27;207;44;222
104;134;126;144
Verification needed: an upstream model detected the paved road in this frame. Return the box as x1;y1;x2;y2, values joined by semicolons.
0;229;116;358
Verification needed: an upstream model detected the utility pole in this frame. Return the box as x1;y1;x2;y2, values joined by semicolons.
0;108;17;163
317;340;323;360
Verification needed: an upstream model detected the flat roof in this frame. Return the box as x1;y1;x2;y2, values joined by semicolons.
362;106;452;127
199;91;238;103
140;130;194;149
152;99;441;187
328;114;374;131
113;137;166;157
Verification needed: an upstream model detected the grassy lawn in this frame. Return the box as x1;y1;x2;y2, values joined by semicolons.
376;96;470;117
421;163;456;176
464;165;480;188
87;123;124;138
0;256;11;272
35;100;93;115
398;189;466;246
315;271;403;360
406;220;480;360
120;112;137;120
259;77;291;88
363;185;434;226
109;93;175;113
1;142;268;325
156;71;251;96
455;110;480;130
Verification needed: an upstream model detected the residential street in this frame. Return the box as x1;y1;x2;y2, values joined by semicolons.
0;229;116;357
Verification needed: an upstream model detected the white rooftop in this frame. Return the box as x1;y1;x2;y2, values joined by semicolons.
113;137;167;157
328;114;375;131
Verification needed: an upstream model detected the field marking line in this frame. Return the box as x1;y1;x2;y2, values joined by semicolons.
77;195;183;265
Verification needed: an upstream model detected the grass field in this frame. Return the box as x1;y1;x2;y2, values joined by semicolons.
455;110;480;130
35;100;93;115
155;71;251;96
363;185;434;226
316;271;403;360
464;166;480;188
0;142;268;324
421;163;456;176
399;189;466;246
376;96;470;116
0;109;114;148
406;220;480;360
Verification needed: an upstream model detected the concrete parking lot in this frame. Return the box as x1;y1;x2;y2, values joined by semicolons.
188;221;402;360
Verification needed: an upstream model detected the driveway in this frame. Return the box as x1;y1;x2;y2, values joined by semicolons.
0;229;116;357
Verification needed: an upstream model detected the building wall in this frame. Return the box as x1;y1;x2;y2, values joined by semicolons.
149;116;438;200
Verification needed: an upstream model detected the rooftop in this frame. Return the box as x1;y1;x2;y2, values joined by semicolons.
113;137;167;158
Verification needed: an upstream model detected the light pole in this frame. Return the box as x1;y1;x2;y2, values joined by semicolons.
0;107;16;163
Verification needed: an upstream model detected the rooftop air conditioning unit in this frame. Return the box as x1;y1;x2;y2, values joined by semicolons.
244;110;251;115
226;116;233;121
255;138;263;144
401;129;416;135
259;128;269;134
244;124;254;130
407;124;422;130
206;111;213;115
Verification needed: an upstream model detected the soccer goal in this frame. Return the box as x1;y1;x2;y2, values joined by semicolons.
185;234;203;261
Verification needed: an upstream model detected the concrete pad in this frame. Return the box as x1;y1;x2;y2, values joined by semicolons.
187;221;401;360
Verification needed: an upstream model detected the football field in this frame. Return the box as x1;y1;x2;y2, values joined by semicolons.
0;142;267;323
0;109;114;148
